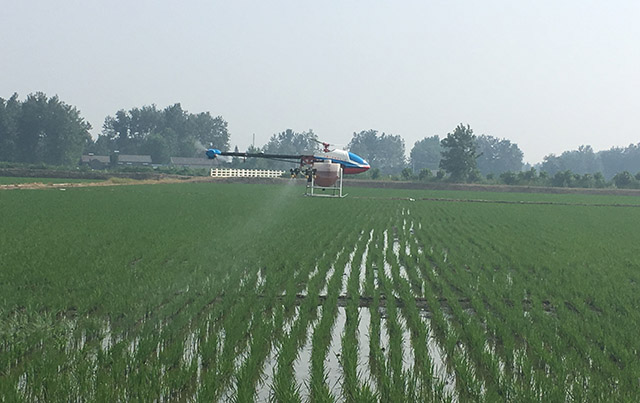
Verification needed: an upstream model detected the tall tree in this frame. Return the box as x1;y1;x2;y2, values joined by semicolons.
16;92;48;162
475;135;524;176
98;104;230;163
9;92;91;165
102;110;133;154
162;103;189;156
142;131;171;164
0;93;20;162
260;129;318;169
189;112;230;152
263;129;317;155
349;129;405;175
129;105;160;148
439;124;478;181
540;145;602;177
410;135;441;172
598;144;640;179
42;96;91;165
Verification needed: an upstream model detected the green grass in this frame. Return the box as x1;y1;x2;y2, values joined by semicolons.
1;181;640;401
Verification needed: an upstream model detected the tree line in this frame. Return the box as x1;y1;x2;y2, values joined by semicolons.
0;93;91;166
2;92;640;188
87;103;230;164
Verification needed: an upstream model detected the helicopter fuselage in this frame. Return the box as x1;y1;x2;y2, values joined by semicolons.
205;148;370;174
312;149;370;174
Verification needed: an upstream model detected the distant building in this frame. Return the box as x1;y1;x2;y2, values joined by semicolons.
80;154;220;169
117;155;152;166
170;157;219;168
81;154;110;169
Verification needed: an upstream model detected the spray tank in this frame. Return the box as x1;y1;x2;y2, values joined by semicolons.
313;160;341;187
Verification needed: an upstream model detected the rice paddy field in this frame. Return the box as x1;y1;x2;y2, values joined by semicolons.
1;181;640;401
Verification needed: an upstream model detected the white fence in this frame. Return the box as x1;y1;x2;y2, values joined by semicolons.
210;168;285;178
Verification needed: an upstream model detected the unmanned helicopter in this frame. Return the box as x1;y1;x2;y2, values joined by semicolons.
205;140;370;196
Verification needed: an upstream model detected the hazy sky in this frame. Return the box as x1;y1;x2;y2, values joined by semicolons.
2;1;639;163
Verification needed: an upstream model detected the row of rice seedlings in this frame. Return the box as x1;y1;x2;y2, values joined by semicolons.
218;264;305;401
349;228;379;396
405;198;640;399
339;232;364;296
409;217;463;400
120;256;265;401
270;225;354;402
7;282;215;401
415;209;528;399
358;229;375;295
309;221;371;401
309;235;366;400
423;250;514;398
475;271;569;400
385;227;455;401
420;271;485;399
272;301;320;400
431;212;592;400
414;202;614;400
340;230;377;403
361;226;403;401
301;246;351;396
361;227;388;399
386;227;453;401
253;214;358;401
230;306;285;402
87;241;258;399
0;185;328;399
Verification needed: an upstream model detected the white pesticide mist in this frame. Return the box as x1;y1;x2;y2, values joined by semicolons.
194;140;208;151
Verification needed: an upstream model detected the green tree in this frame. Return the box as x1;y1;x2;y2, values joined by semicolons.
42;96;92;165
263;129;317;155
551;170;575;187
260;129;318;169
401;167;414;180
102;110;133;154
348;129;405;175
594;172;607;188
439;124;478;182
410;135;441;172
162;103;193;157
370;167;380;179
612;171;638;189
418;168;432;181
16;92;48;162
500;171;518;185
598;144;640;180
129;105;160;151
541;145;602;177
0;93;20;162
475;135;523;176
99;103;230;160
143;131;171;164
10;92;91;165
189;112;230;152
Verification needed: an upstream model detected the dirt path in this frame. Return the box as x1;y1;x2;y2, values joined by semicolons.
0;177;210;190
